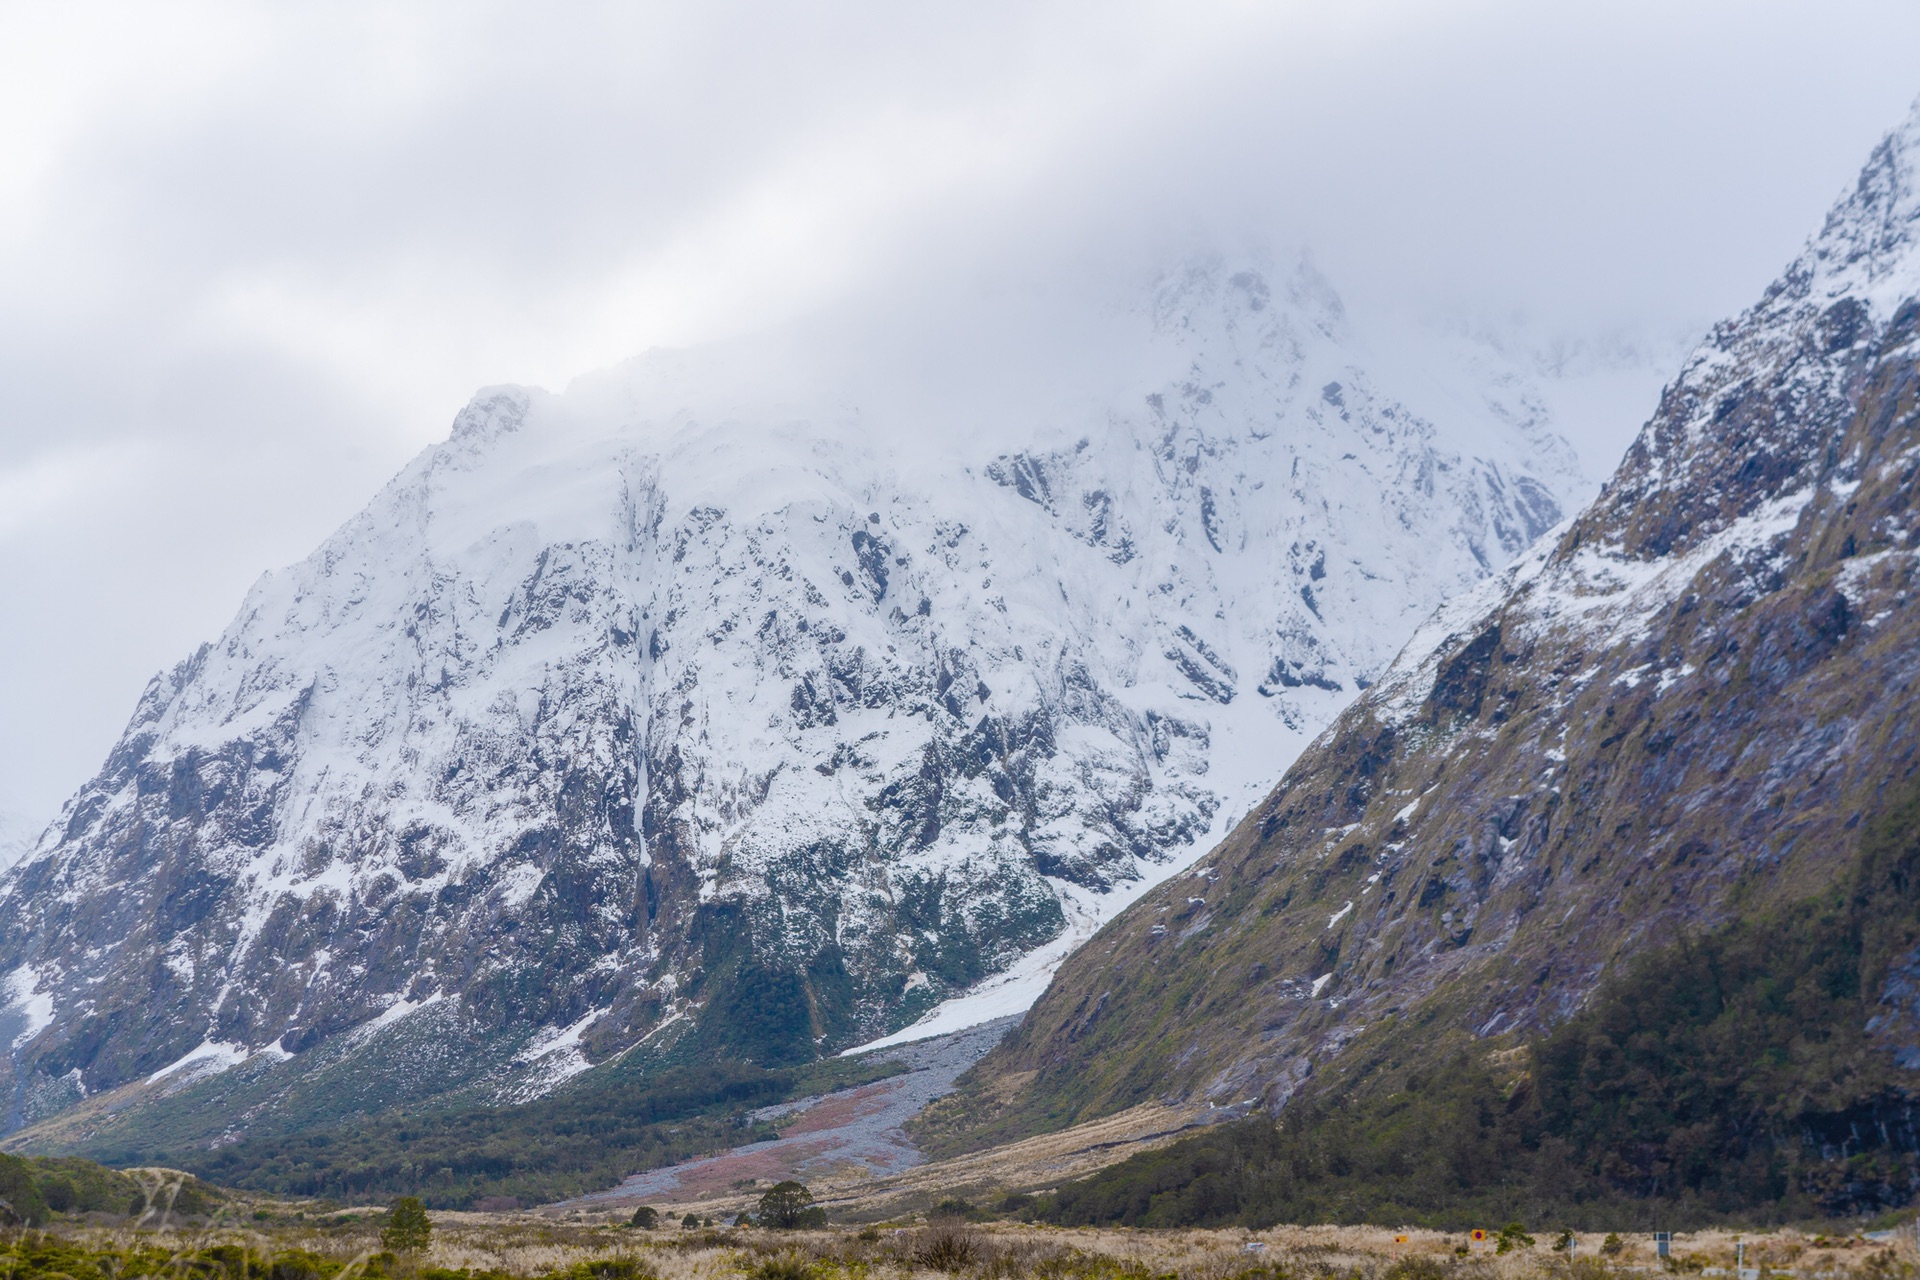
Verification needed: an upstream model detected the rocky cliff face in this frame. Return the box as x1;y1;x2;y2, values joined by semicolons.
935;99;1920;1146
0;256;1584;1142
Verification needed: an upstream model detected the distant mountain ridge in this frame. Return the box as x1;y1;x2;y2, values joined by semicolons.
0;254;1589;1148
926;95;1920;1163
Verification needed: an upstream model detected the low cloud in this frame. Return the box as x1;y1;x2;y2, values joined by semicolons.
1;0;1917;819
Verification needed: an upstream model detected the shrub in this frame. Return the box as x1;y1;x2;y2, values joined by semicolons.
564;1259;656;1280
38;1177;76;1213
1601;1235;1625;1257
915;1224;985;1273
751;1253;817;1280
629;1206;659;1229
1384;1258;1465;1280
269;1251;334;1280
0;1153;50;1225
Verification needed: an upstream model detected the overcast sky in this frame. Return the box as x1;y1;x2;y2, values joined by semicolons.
3;0;1918;827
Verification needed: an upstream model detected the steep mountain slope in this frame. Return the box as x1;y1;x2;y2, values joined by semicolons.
1032;775;1920;1226
0;257;1586;1144
930;98;1920;1155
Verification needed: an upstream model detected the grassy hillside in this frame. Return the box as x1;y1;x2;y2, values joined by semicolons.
1031;780;1920;1228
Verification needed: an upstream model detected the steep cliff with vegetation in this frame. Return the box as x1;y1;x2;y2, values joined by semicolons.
1035;776;1920;1226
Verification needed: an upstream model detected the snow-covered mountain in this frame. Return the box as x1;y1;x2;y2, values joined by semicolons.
954;95;1920;1156
0;255;1590;1138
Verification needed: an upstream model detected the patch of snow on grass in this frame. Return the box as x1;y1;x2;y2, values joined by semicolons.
345;991;447;1047
147;1039;251;1085
507;1005;609;1100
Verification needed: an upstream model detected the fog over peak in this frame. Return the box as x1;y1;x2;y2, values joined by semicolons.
2;0;1918;822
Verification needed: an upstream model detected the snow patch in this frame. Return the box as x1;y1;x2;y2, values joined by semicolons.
147;1039;252;1085
344;991;447;1047
4;965;54;1049
506;1005;608;1100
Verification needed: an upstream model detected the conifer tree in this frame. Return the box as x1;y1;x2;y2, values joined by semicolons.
383;1196;433;1253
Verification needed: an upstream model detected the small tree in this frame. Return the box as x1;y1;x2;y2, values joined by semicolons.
382;1196;433;1253
629;1206;659;1229
755;1181;824;1229
1496;1223;1535;1255
681;1212;701;1228
1602;1235;1626;1257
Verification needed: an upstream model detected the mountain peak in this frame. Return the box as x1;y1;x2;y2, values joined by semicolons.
940;92;1920;1158
0;251;1597;1147
1804;92;1920;317
1564;98;1920;568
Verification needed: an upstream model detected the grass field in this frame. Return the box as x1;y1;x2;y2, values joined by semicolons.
8;1202;1916;1280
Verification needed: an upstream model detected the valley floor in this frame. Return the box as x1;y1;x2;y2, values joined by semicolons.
561;1019;1207;1223
572;1020;1017;1207
14;1213;1916;1280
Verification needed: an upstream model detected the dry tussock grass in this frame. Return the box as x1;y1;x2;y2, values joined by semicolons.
425;1221;1916;1280
32;1213;1920;1280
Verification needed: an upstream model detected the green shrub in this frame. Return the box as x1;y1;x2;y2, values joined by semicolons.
562;1259;655;1280
38;1177;76;1213
268;1251;337;1280
1382;1259;1466;1280
750;1253;816;1280
0;1153;50;1226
